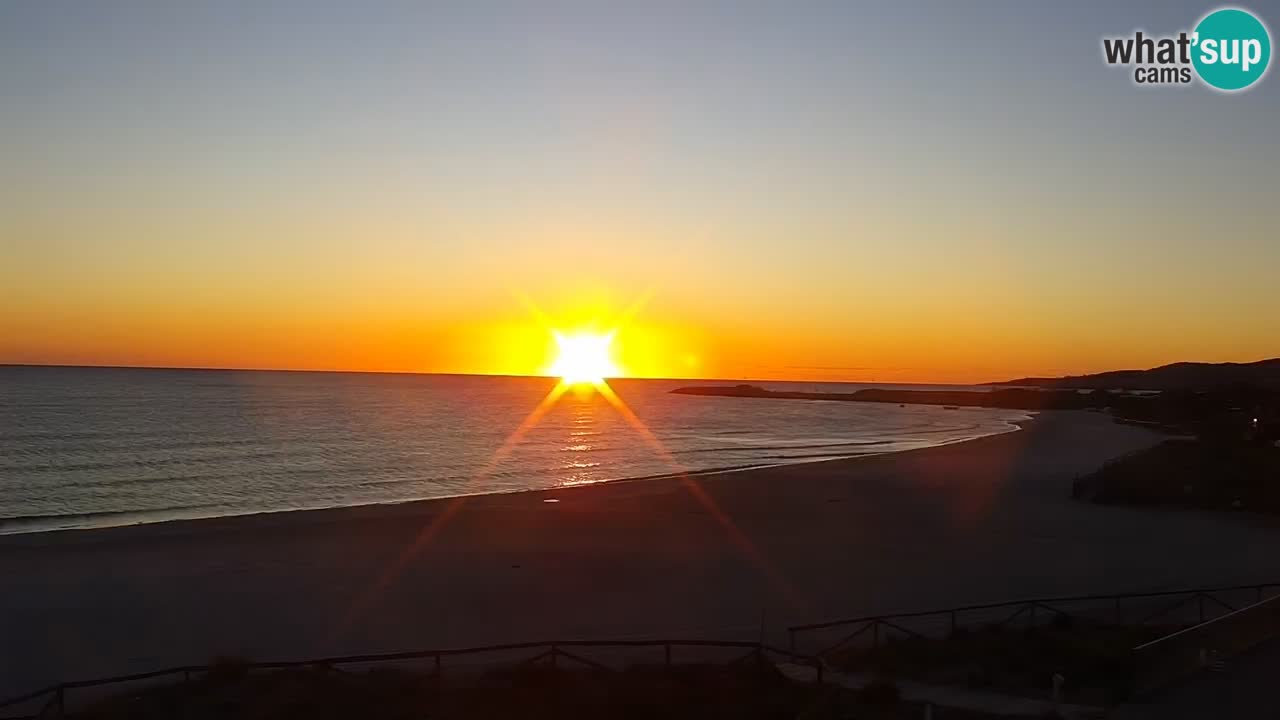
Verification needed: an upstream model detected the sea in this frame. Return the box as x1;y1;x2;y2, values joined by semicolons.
0;366;1031;534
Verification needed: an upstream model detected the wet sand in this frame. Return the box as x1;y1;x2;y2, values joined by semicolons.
3;410;1278;698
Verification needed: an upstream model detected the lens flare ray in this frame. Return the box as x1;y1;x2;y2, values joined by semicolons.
337;292;801;634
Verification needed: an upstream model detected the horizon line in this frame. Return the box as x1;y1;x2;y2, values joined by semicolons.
0;362;995;387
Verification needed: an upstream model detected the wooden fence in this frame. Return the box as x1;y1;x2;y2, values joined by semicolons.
1133;592;1280;693
788;581;1280;700
9;581;1280;716
786;582;1280;659
0;639;818;719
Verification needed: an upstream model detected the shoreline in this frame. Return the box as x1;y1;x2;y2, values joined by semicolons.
0;415;1034;539
15;410;1277;699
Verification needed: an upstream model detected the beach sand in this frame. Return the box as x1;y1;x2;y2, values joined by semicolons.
3;410;1279;697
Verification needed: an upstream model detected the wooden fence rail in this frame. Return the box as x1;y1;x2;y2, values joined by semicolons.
0;639;817;719
1133;592;1280;694
786;582;1280;656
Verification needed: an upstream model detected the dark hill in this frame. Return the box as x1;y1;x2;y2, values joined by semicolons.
994;359;1280;391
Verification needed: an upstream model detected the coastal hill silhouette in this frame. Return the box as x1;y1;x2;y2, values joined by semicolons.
993;358;1280;391
672;358;1280;436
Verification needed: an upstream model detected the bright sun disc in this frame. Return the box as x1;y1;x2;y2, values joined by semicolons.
550;331;620;385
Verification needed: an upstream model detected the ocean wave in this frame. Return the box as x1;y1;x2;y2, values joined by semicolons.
4;462;466;493
0;436;266;458
0;448;311;474
0;501;239;531
668;439;892;455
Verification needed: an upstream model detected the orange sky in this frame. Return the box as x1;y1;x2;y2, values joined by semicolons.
3;266;1277;384
3;206;1278;383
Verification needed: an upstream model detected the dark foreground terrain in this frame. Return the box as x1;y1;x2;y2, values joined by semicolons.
1075;439;1280;513
829;621;1175;705
65;662;1011;720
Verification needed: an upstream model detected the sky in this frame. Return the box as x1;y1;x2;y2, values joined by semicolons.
2;0;1278;383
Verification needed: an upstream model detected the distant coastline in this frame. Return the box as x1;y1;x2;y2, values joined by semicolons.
991;358;1280;391
671;384;1108;411
673;357;1280;426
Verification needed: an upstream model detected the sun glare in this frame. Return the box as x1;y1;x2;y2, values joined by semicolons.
549;331;620;385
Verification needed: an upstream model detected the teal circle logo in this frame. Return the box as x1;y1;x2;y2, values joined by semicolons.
1192;8;1271;91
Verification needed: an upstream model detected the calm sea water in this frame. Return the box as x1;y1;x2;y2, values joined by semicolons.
0;366;1030;534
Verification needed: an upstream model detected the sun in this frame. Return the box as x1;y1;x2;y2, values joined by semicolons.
549;330;620;385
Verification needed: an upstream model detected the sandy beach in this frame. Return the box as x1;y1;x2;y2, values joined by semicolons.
3;410;1279;698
